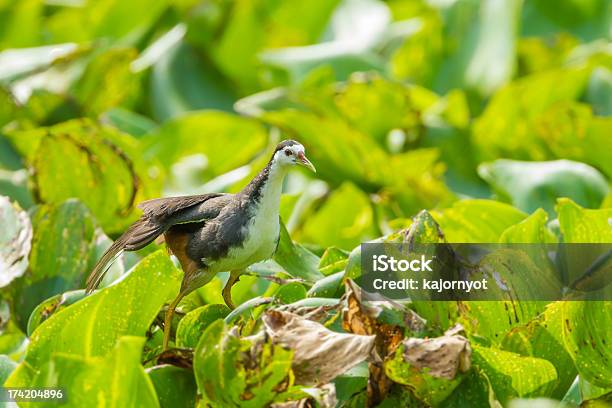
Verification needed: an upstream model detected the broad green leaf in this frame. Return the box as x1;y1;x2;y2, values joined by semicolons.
5;119;162;233
275;282;307;304
533;104;612;178
147;365;197;408
318;246;349;276
194;320;295;407
30;336;158;408
586;66;612;115
479;160;609;215
556;198;612;243
307;271;344;298
501;302;578;399
472;68;589;162
431;200;527;243
187;0;340;90
72;47;140;117
301;182;376;249
559;301;612;388
176;304;230;348
472;345;558;403
0;196;31;288
499;209;557;244
6;250;181;387
26;290;87;336
274;223;323;282
149;40;236;121
12;200;96;330
440;370;500;408
144;110;266;177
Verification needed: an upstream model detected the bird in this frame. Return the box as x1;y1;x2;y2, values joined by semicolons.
85;140;316;350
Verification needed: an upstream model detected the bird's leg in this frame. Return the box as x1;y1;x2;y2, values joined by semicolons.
222;269;244;310
162;290;187;351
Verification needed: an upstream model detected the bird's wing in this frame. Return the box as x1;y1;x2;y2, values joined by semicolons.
137;193;229;222
86;193;231;293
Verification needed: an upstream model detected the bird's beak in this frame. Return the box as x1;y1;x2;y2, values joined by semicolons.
297;151;316;173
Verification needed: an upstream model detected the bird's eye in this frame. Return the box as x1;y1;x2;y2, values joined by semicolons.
284;149;293;156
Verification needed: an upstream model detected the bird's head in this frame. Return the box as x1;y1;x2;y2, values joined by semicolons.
272;140;316;173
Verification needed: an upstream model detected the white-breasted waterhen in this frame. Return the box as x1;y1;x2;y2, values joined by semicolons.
85;140;316;349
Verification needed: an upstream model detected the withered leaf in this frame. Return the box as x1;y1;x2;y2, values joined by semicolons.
262;310;375;386
401;324;471;380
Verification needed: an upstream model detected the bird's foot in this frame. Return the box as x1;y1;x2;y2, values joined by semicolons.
222;270;243;310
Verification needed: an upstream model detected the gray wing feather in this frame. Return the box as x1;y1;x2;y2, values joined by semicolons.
86;193;232;293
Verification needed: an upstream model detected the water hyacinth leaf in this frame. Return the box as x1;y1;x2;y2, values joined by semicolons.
0;196;32;288
431;200;527;243
147;365;197;408
274;223;323;282
149;40;236;121
499;209;557;244
262;310;375;386
318;247;349;276
12;200;97;330
479;159;609;215
556;198;612;243
194;320;295;407
26;290;87;336
175;304;231;348
501;302;578;399
472;68;589;162
30;336;158;408
0;354;17;385
144;111;267;177
559;301;612;388
471;345;558;403
301;182;376;250
5;119;162;234
5;250;181;388
307;271;344;298
274;282;308;304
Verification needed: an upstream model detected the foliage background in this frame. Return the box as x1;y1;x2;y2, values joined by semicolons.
0;0;611;406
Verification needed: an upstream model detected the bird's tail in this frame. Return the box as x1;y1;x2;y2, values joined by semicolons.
85;217;164;293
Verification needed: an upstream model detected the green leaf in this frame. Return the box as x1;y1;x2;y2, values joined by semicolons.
501;302;578;399
11;200;96;331
479;159;609;215
301;182;376;249
318;246;349;276
307;271;344;298
193;320;295;407
499;209;557;244
472;68;589;162
144;110;267;178
472;345;558;403
31;336;159;408
72;47;140;117
147;365;197;408
274;223;323;282
176;304;230;348
6;250;181;388
27;290;87;336
431;200;527;243
0;196;31;288
149;40;236;121
6;119;162;234
559;301;612;388
275;282;307;304
556;198;612;243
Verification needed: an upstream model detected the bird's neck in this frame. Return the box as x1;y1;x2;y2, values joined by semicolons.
242;159;287;210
